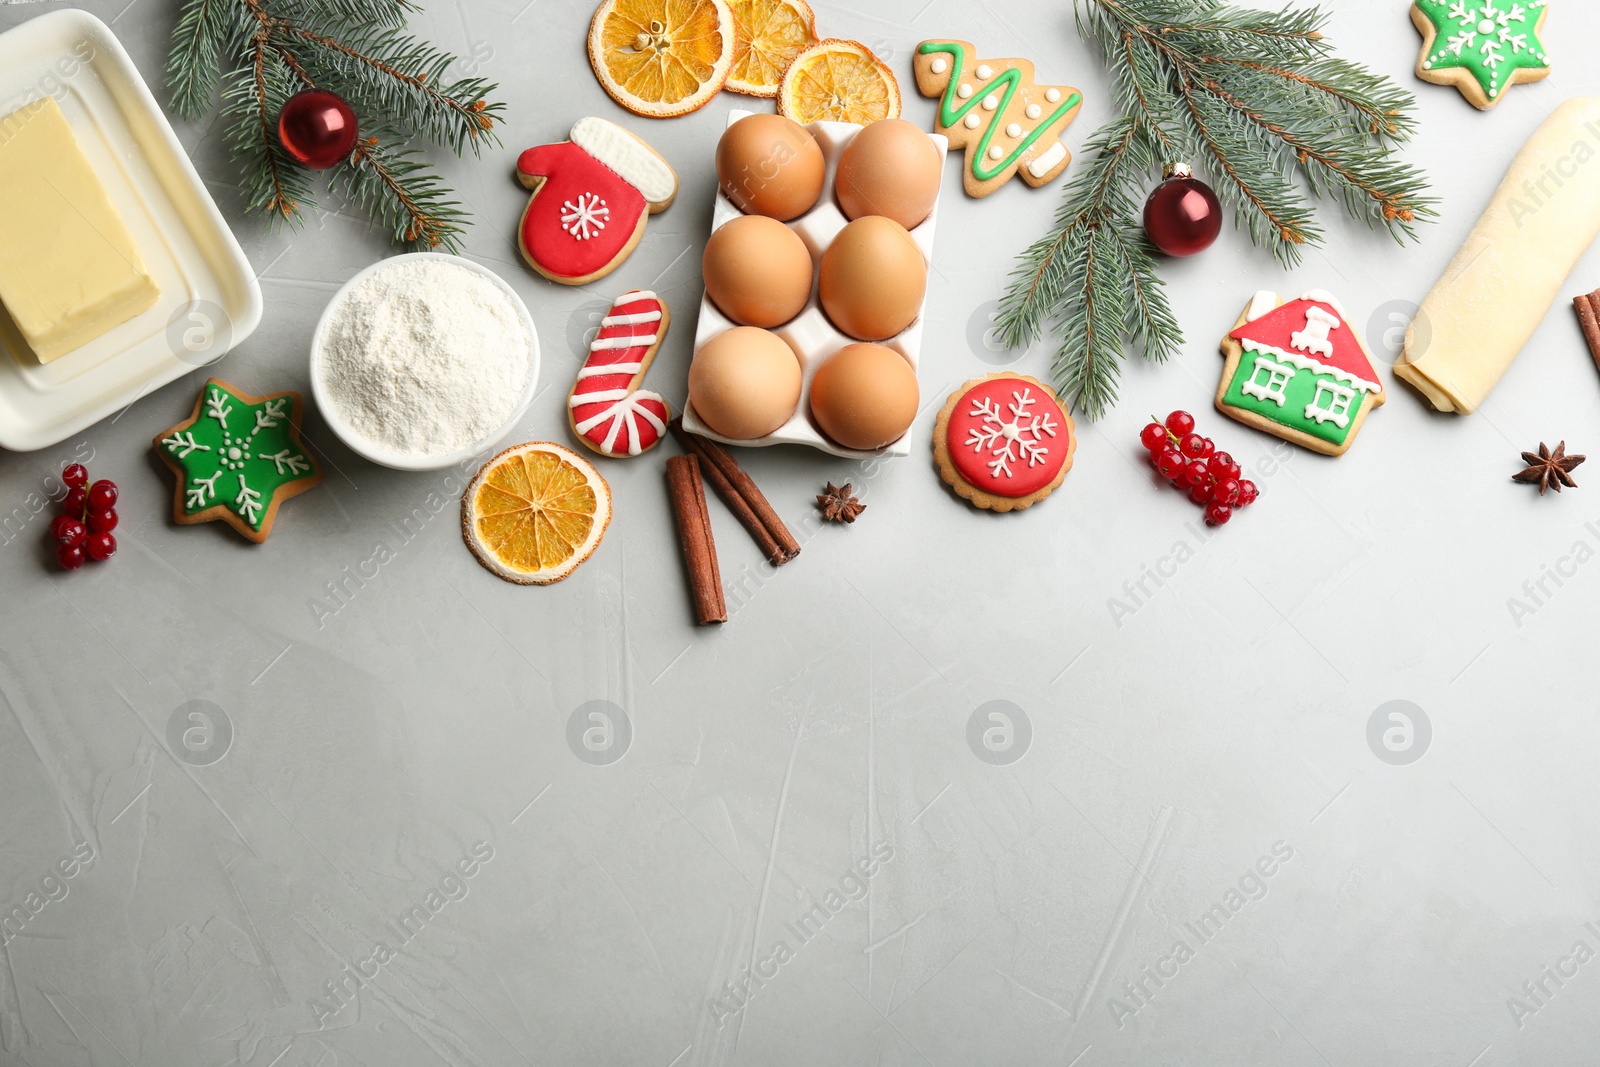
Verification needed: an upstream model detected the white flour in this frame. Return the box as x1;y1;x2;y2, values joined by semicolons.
318;258;532;457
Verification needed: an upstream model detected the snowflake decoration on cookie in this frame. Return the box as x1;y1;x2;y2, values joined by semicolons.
560;193;610;240
153;379;322;543
1415;0;1549;102
966;387;1058;479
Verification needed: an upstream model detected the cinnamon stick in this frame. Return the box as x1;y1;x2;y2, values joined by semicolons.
1575;289;1600;379
670;419;800;565
666;455;726;626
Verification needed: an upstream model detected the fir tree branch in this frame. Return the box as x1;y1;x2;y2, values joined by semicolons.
337;131;470;252
1108;225;1179;359
1174;68;1317;259
999;118;1148;350
220;23;314;222
168;0;233;119
277;24;502;154
1000;0;1435;418
168;0;502;250
1201;76;1417;234
275;0;412;30
1211;56;1413;139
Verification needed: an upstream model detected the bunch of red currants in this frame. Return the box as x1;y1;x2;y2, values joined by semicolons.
1140;411;1259;527
49;464;118;569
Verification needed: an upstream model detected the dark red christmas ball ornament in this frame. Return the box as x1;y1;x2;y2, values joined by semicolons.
278;89;359;170
1143;163;1223;257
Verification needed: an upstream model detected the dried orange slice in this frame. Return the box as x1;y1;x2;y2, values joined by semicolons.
778;39;901;125
588;0;735;118
726;0;817;98
462;442;612;585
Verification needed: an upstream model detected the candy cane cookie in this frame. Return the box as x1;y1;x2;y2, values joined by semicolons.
569;290;672;458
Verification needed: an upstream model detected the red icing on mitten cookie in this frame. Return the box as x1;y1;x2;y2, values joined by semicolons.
516;118;678;286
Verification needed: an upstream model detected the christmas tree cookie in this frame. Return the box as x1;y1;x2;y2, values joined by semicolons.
1412;0;1550;110
912;40;1082;198
1216;292;1384;458
154;379;323;543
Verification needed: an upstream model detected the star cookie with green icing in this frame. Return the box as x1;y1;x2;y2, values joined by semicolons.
154;379;323;543
1412;0;1550;110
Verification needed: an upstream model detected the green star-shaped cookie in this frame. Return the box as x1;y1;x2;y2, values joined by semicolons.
154;378;323;543
1413;0;1550;109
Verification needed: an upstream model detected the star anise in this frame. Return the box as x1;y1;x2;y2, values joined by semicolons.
817;482;866;523
1513;441;1586;495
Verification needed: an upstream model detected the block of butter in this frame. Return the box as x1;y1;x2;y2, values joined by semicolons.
0;96;159;363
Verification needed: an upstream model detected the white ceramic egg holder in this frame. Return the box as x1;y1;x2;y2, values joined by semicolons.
682;110;948;459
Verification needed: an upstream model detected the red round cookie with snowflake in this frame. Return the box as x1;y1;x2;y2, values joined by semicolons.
934;373;1075;512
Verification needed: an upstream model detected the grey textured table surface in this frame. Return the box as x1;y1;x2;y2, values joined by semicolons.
3;1;1600;1065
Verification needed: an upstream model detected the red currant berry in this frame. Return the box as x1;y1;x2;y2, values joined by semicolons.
1205;504;1233;527
1165;411;1196;436
57;543;86;570
62;464;89;489
50;515;87;546
1188;484;1212;505
1207;451;1242;479
85;532;117;562
1180;432;1209;459
87;508;119;533
1191;437;1216;460
88;480;118;510
1155;448;1186;479
62;487;88;516
1180;460;1208;488
1237;480;1259;506
1140;423;1169;452
1213;478;1242;506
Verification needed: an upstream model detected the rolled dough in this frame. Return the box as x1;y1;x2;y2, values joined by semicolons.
1398;98;1600;413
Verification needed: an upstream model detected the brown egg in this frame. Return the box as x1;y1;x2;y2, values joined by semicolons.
818;217;927;341
716;114;825;221
835;119;943;230
702;216;813;328
809;344;919;451
688;327;802;440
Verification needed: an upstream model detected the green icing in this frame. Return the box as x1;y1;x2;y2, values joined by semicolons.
917;41;1081;183
1415;0;1548;100
1221;349;1365;449
159;381;319;531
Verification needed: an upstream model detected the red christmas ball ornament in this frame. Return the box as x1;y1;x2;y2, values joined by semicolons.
278;89;359;170
1143;163;1223;257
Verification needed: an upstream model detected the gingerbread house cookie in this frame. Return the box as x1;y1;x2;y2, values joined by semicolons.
1216;291;1385;457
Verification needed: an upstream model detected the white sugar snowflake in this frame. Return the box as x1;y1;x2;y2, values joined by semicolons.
561;193;610;241
966;388;1057;480
1443;1;1532;58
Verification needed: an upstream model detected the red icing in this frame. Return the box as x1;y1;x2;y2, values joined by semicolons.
570;292;669;456
518;141;648;280
946;377;1068;497
1229;297;1381;389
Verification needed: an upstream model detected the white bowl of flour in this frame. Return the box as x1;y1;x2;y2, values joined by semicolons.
311;253;540;471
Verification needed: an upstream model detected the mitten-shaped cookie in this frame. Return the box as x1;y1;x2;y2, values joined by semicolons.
517;117;678;285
